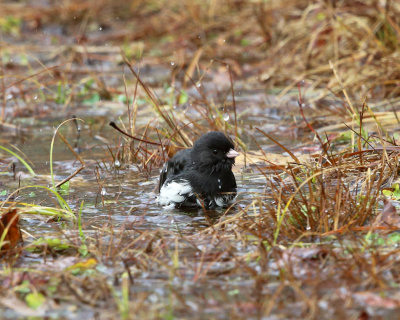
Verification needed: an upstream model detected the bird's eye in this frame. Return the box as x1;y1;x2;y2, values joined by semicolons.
213;149;218;154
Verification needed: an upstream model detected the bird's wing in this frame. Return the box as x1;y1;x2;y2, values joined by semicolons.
158;149;191;192
158;162;169;192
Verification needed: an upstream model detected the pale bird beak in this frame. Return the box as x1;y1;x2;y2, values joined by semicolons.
226;149;239;158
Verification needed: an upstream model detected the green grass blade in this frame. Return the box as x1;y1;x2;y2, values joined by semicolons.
0;145;36;176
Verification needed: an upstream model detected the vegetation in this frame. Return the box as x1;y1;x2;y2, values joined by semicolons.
1;0;400;319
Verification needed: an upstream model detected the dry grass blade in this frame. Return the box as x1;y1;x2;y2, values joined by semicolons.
255;127;299;163
55;130;85;188
121;54;190;147
109;121;163;146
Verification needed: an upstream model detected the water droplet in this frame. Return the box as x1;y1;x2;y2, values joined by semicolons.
114;160;121;168
170;61;175;66
99;27;103;31
223;113;230;121
101;188;106;196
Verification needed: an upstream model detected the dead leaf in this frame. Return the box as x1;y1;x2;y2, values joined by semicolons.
357;310;369;320
373;199;400;229
235;301;259;314
0;209;22;252
354;291;400;309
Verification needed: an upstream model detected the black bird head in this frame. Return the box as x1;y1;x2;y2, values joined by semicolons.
192;131;239;173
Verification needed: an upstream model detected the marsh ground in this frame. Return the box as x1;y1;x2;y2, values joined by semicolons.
1;1;400;319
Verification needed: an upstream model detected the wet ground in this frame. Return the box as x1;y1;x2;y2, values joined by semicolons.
2;1;400;319
2;86;400;319
0;72;294;319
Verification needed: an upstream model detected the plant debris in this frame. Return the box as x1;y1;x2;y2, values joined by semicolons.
1;1;400;319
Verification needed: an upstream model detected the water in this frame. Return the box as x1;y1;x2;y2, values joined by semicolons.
2;15;399;318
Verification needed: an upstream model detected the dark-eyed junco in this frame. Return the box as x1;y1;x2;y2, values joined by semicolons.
158;131;239;208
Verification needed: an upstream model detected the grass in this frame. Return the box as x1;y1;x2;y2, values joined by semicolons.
1;0;400;319
0;145;35;176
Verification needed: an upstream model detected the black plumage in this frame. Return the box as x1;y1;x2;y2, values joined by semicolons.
158;131;239;208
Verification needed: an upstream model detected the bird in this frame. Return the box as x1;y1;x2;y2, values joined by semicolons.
158;131;239;209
